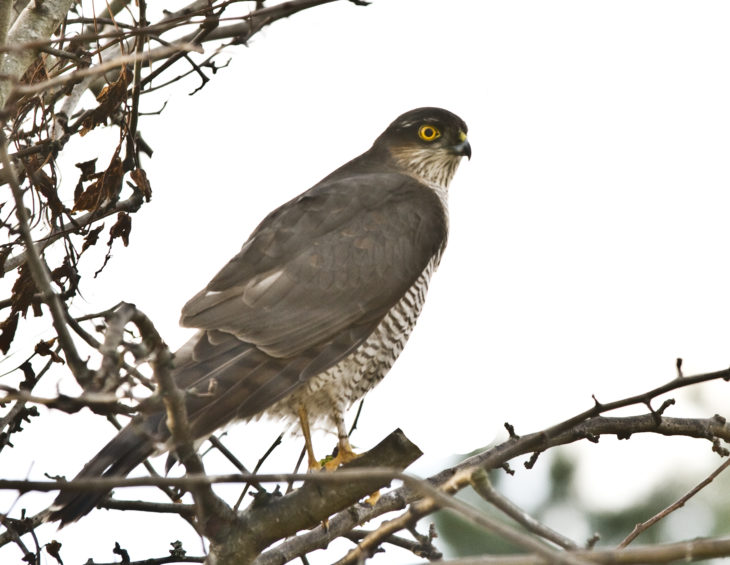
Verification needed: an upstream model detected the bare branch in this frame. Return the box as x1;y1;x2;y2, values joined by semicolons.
209;430;422;565
470;469;579;550
334;468;590;565
3;192;145;275
256;369;730;565
434;536;730;564
144;298;234;535
345;528;442;561
101;498;197;517
0;0;77;110
618;456;730;548
1;129;89;382
0;386;133;415
11;42;202;99
87;550;205;565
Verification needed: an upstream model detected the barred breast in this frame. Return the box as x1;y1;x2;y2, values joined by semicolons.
270;252;442;427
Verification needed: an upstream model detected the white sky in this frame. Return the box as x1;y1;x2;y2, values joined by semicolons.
4;1;730;563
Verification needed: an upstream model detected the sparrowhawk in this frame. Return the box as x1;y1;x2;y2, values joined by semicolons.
51;107;470;524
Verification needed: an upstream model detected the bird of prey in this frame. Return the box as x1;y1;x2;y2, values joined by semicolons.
51;107;470;525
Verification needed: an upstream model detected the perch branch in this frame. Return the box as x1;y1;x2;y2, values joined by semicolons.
256;368;730;564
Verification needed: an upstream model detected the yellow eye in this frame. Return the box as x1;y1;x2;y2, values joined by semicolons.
418;124;441;142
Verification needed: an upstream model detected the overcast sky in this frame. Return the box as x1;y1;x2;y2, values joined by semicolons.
4;1;730;563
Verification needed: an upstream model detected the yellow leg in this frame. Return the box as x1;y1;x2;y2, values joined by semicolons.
297;406;319;472
323;413;378;504
298;406;332;530
323;414;359;470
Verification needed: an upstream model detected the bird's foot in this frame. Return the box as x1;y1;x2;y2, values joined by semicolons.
364;489;381;506
322;439;359;471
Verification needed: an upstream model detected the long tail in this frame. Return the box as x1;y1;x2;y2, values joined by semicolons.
49;417;161;526
48;329;308;525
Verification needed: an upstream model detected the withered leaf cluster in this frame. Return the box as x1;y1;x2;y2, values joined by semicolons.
73;150;124;212
80;67;129;136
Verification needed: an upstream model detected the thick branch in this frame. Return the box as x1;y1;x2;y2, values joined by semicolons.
0;0;76;110
0;432;422;560
257;389;730;565
209;429;422;565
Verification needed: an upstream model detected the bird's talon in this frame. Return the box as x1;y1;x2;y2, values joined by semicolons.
364;489;381;506
323;447;359;471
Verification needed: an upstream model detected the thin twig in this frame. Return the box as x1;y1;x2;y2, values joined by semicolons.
207;434;265;493
85;553;204;565
63;310;155;390
101;498;197;516
345;528;442;561
1;129;89;383
432;536;730;564
4;192;144;274
123;0;146;171
618;456;730;548
334;470;590;565
11;43;202;97
470;468;579;550
0;386;134;415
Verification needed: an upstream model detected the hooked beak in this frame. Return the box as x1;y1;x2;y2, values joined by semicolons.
452;130;471;160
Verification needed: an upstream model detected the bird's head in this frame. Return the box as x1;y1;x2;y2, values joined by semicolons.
376;107;471;188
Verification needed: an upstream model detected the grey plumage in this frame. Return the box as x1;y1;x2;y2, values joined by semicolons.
50;107;470;525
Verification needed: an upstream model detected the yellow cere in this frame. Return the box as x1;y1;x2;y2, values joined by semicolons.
458;130;467;142
418;124;441;142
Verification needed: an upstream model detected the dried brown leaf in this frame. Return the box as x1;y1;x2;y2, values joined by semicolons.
73;152;123;213
50;260;77;286
20;56;48;86
81;224;104;252
25;155;63;218
0;313;19;354
109;212;132;247
80;67;129;136
130;167;152;202
73;180;102;212
74;159;99;202
75;158;97;180
11;266;39;317
0;247;9;279
35;339;64;364
19;361;36;388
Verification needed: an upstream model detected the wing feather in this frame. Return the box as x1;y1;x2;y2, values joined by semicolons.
180;172;447;358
